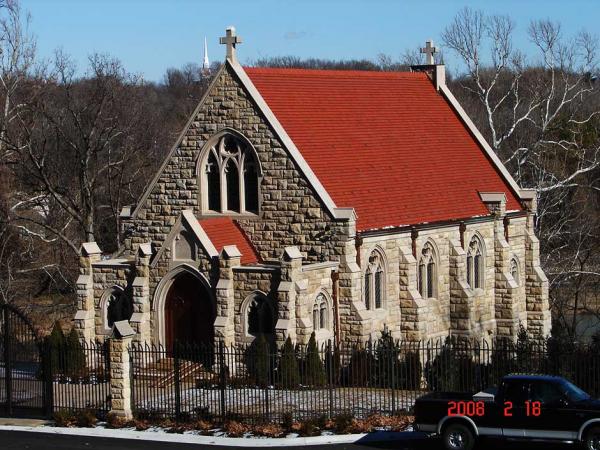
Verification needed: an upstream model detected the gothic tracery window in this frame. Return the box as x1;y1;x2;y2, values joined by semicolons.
313;293;329;331
418;242;437;298
466;236;484;289
202;134;260;214
104;288;133;330
247;294;274;337
364;249;385;310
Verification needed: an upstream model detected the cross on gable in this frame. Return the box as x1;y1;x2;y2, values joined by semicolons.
220;26;242;62
420;40;437;65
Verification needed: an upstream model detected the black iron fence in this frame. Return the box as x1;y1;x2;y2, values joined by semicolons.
6;327;600;423
49;340;111;416
128;335;600;424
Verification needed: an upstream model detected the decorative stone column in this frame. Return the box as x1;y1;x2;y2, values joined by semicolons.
520;189;551;339
130;243;152;345
214;245;239;346
480;193;518;339
109;321;135;420
449;240;474;336
74;242;102;342
275;246;302;346
398;245;429;341
336;212;369;342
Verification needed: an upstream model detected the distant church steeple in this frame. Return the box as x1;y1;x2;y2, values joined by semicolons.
202;37;210;75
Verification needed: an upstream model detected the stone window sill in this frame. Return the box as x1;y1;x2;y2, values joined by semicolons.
199;211;259;219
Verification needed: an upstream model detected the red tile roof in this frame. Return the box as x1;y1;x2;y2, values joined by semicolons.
244;67;523;232
198;217;260;264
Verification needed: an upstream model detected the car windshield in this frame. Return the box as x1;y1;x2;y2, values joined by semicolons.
561;379;591;402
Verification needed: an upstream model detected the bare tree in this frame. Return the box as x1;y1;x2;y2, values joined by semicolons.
9;52;162;254
443;7;600;341
0;0;35;163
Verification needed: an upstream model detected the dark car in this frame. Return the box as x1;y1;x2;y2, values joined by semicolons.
414;374;600;450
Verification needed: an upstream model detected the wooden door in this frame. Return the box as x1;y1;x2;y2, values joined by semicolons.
165;272;214;352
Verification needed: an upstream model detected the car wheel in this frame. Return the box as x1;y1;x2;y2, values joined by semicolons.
584;426;600;450
442;423;475;450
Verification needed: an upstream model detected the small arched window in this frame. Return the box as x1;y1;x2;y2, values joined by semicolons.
313;293;329;331
467;236;485;289
247;294;274;337
364;249;385;310
510;257;520;285
104;288;133;330
201;133;260;214
418;241;437;298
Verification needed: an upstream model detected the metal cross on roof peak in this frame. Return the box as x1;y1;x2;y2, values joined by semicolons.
220;26;242;63
420;40;437;65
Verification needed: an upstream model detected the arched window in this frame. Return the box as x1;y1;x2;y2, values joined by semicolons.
104;288;133;330
510;257;520;285
201;133;260;214
364;249;385;310
418;241;437;298
247;294;274;337
313;293;329;331
466;236;484;289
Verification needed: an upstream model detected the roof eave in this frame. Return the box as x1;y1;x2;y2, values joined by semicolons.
357;209;528;238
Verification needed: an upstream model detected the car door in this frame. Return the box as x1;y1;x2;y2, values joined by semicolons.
524;380;578;440
501;380;529;438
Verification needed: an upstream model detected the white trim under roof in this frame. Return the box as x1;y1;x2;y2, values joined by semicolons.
479;192;507;203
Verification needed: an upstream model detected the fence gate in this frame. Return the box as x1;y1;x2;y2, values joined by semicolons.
0;303;49;418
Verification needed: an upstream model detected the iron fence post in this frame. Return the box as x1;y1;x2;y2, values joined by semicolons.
391;346;396;415
328;342;334;419
3;305;13;416
129;344;134;418
174;343;181;421
219;341;226;421
264;380;270;422
43;339;54;418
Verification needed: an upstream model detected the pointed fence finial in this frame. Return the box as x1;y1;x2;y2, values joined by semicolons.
220;26;242;63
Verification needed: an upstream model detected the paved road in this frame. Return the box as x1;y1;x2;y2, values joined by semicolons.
0;430;575;450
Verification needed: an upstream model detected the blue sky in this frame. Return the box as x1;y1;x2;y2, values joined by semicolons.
21;0;600;82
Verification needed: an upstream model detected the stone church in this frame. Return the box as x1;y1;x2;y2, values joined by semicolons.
73;28;551;349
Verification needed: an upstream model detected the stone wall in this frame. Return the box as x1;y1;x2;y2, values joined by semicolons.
233;267;280;344
124;63;347;264
351;214;538;342
295;262;336;345
91;262;135;338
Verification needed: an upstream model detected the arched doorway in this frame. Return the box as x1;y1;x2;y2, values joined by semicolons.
164;271;214;351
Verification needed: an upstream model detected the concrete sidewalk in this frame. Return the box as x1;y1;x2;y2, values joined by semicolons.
0;417;49;427
0;422;425;447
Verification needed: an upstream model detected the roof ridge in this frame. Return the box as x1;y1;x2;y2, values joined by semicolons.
244;66;427;78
